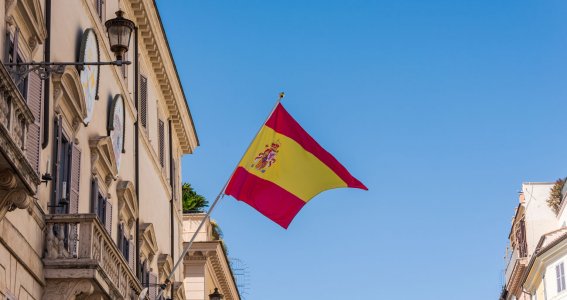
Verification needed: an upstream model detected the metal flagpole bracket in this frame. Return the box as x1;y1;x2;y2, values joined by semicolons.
4;60;131;85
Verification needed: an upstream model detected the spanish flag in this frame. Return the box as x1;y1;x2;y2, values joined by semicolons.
225;103;367;229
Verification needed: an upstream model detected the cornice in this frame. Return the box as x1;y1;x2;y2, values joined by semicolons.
184;241;240;300
128;0;198;154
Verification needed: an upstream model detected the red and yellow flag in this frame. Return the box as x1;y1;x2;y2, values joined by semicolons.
225;103;367;229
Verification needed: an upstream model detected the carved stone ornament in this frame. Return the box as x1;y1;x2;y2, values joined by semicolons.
116;180;137;233
0;169;32;220
89;136;118;187
52;66;87;127
43;279;95;300
139;223;158;264
5;0;17;26
45;223;71;259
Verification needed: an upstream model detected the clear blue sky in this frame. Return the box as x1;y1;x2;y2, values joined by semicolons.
156;1;567;299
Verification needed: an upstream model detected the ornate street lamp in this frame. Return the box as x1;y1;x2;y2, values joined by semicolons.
6;10;134;82
209;288;223;300
105;10;135;61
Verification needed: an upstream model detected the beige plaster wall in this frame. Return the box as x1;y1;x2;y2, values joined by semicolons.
0;0;193;298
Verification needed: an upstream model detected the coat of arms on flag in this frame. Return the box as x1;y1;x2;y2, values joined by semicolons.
251;141;280;173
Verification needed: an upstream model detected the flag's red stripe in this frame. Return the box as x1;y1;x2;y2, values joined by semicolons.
225;167;306;229
265;104;367;190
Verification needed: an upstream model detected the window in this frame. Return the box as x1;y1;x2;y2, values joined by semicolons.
95;0;105;21
50;116;81;256
117;223;130;261
158;119;165;167
96;191;106;223
141;261;150;287
90;178;113;234
140;75;148;129
557;262;566;292
26;70;43;174
5;29;28;99
51;117;80;215
6;27;42;175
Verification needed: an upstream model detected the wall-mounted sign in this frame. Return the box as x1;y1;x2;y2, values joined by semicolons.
108;94;125;171
79;28;100;125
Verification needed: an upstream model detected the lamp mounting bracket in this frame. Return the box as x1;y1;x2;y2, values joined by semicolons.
5;60;131;85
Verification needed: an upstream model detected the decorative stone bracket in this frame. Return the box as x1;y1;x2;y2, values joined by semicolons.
0;169;32;220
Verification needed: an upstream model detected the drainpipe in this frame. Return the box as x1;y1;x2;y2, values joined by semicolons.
169;119;174;298
133;26;141;281
168;119;175;259
41;0;51;149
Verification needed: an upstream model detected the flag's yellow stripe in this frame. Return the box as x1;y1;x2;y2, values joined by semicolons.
238;126;347;202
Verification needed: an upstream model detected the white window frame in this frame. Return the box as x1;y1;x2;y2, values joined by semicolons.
557;262;566;293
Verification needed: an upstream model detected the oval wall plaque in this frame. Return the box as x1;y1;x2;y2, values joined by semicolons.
108;94;125;171
79;28;100;124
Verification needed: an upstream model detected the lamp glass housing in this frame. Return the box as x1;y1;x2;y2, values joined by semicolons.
105;10;135;61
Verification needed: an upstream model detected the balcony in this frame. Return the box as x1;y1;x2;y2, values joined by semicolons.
0;62;39;219
503;249;527;296
43;214;142;299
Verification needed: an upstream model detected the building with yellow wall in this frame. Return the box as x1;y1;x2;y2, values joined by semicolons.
501;182;567;300
0;0;208;299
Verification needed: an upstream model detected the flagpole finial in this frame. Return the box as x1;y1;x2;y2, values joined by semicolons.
279;92;285;99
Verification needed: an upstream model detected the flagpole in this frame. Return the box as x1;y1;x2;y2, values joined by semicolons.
156;92;285;298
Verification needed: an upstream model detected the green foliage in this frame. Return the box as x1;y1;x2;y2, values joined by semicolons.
210;220;224;240
547;178;566;214
182;183;209;213
211;220;228;255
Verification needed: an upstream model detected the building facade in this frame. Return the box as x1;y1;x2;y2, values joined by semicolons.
0;0;199;299
182;214;240;300
501;182;567;300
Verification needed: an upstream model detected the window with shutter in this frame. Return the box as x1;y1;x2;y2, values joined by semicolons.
5;29;28;98
149;273;158;299
172;162;176;201
51;117;62;213
105;199;112;234
68;144;81;257
140;75;148;129
97;194;106;224
117;223;123;249
90;178;113;234
52;117;73;215
90;178;99;214
129;240;135;271
159;119;165;167
69;145;81;214
95;0;105;21
26;71;42;174
558;262;566;292
118;223;130;262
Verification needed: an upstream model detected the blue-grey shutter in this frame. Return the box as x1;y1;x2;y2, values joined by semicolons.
158;119;164;167
26;70;42;174
52;116;63;212
105;199;112;234
140;75;147;128
68;144;81;256
149;273;158;299
129;239;135;271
